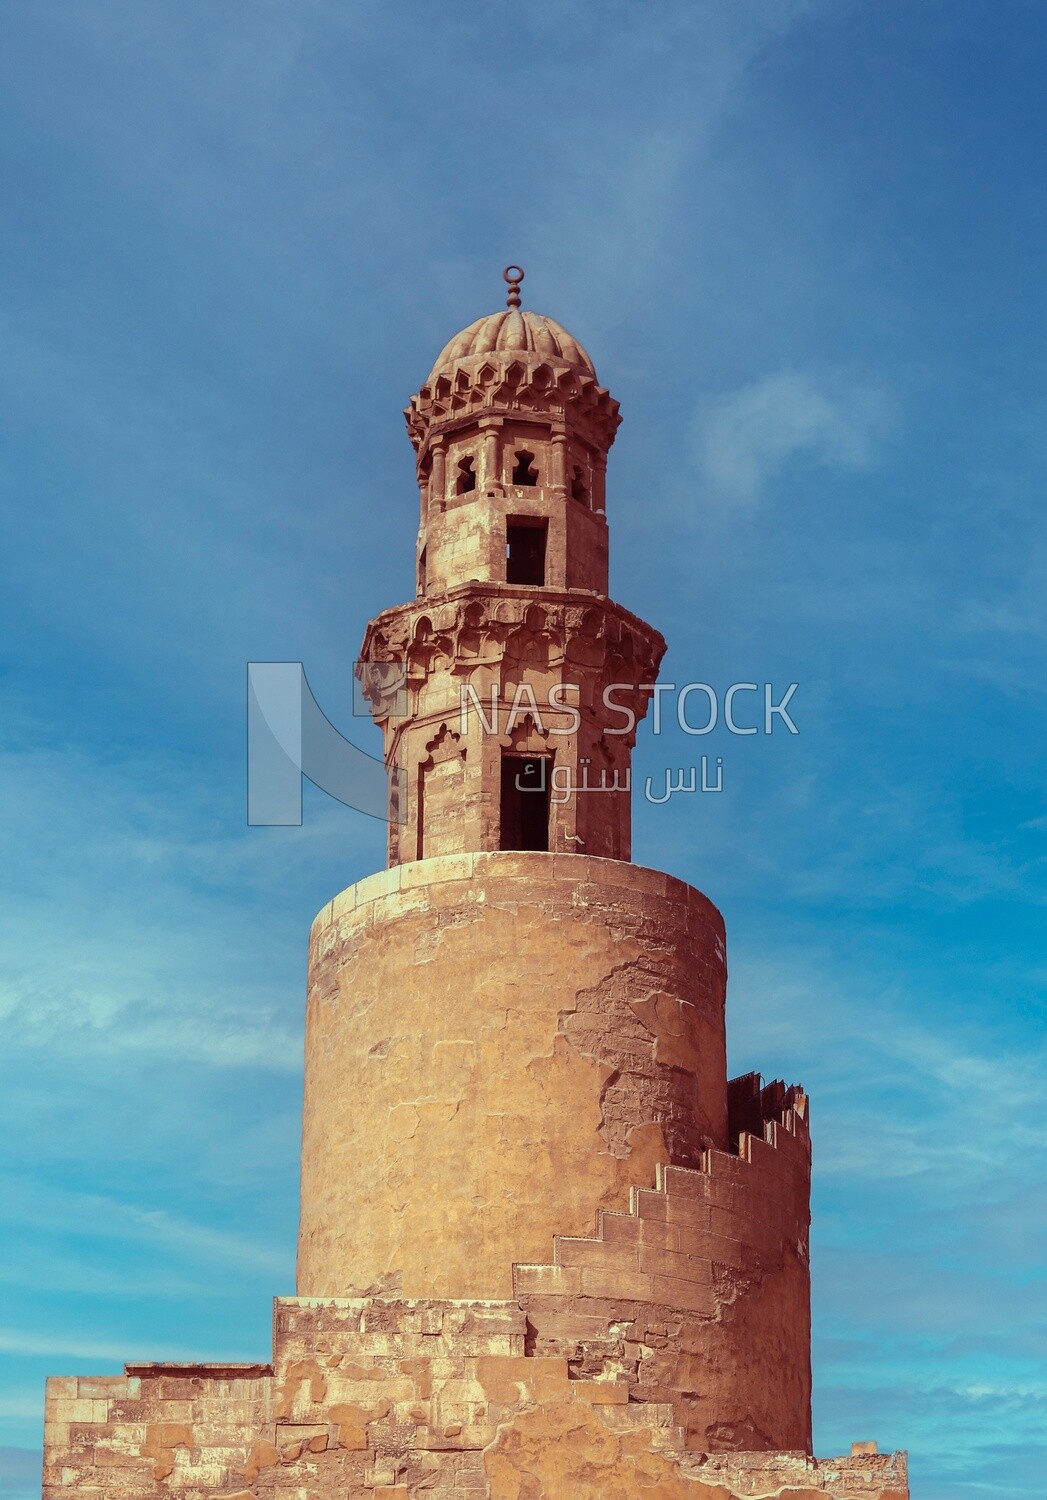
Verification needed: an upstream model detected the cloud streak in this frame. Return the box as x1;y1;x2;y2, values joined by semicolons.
693;369;891;505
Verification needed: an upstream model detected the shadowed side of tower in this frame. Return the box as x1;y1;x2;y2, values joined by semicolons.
41;271;908;1500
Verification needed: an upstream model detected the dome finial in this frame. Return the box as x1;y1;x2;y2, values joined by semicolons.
503;265;524;309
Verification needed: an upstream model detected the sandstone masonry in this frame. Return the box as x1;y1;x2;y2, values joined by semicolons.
44;269;908;1499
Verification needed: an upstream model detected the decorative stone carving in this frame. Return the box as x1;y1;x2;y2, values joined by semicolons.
405;360;622;459
42;272;908;1499
359;584;665;740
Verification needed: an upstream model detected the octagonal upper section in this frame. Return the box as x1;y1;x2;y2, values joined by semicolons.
427;309;597;384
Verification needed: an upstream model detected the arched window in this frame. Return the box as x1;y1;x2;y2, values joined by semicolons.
456;456;476;494
512;450;539;486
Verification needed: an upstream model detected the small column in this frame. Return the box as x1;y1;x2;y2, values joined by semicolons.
429;438;446;509
593;455;607;514
550;430;568;496
417;456;429;530
479;416;503;492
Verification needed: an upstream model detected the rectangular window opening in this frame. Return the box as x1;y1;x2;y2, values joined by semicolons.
500;755;551;852
506;518;547;586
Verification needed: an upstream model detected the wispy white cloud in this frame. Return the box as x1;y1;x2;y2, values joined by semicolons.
733;955;1047;1181
692;369;892;505
1;1185;288;1276
0;983;302;1071
0;704;378;1076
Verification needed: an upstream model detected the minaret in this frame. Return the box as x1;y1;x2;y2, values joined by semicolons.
297;271;813;1453
42;272;908;1499
358;266;663;868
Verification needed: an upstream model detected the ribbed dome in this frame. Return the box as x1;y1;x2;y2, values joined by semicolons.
427;309;596;384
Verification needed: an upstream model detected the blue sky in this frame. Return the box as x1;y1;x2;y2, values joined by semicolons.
1;2;1045;1496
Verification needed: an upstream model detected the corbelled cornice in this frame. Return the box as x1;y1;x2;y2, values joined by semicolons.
404;357;622;460
358;583;665;724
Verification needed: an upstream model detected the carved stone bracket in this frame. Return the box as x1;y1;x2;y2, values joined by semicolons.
405;356;622;459
359;584;666;731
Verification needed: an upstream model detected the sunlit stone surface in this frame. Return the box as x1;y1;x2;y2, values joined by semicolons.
43;271;908;1499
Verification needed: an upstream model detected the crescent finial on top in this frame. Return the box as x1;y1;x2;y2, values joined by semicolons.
503;265;524;309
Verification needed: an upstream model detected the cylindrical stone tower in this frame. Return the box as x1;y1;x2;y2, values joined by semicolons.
297;269;814;1454
42;270;906;1500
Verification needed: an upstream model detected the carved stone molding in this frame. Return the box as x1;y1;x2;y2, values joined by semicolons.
359;584;666;726
405;356;622;459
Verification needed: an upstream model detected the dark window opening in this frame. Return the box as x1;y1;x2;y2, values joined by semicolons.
456;456;476;494
506;518;547;586
417;546;427;596
500;756;550;851
512;450;539;486
570;466;588;504
416;766;426;862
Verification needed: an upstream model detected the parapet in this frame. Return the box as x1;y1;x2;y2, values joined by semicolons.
516;1076;812;1452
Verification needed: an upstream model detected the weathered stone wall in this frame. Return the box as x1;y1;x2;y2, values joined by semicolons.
43;1298;906;1499
517;1093;812;1452
297;853;729;1301
43;1365;271;1497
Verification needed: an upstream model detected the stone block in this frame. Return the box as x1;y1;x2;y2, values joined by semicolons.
75;1378;128;1398
661;1165;709;1200
579;1267;654;1302
663;1196;713;1230
599;1212;642;1244
571;1378;629;1405
649;1274;716;1315
513;1264;581;1297
45;1378;78;1401
555;1236;635;1271
638;1245;714;1285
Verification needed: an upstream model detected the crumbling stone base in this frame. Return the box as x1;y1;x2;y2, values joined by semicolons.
44;1297;906;1498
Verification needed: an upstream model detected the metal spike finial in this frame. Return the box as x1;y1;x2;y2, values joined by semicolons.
503;265;524;309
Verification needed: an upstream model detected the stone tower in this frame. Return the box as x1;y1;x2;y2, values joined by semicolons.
43;271;908;1500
